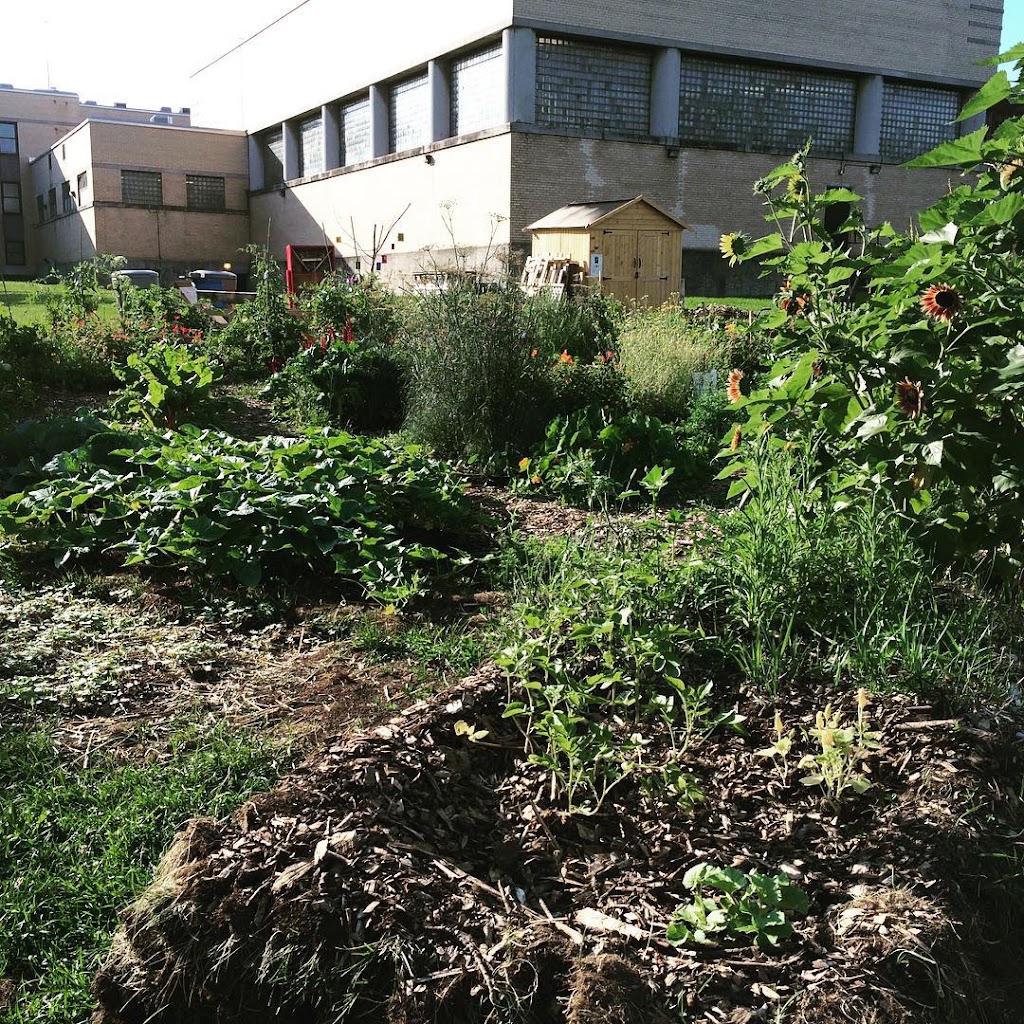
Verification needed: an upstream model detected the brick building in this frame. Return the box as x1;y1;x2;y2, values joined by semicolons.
191;0;1004;295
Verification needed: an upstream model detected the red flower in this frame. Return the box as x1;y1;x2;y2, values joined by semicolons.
919;284;962;322
726;369;745;403
895;378;925;419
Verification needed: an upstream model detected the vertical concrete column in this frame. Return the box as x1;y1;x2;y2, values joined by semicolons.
370;84;389;158
853;74;884;157
503;26;536;124
247;135;264;191
323;103;340;170
429;59;451;142
650;47;682;139
283;120;300;180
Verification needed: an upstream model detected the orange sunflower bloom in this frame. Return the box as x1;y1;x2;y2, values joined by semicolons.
729;425;742;451
727;368;745;403
920;284;962;322
895;378;925;419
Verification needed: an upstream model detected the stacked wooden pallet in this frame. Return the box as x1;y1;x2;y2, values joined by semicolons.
520;255;576;296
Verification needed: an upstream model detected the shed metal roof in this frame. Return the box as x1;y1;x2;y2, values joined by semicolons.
524;195;688;232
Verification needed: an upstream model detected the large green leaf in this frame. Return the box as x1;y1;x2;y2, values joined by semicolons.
903;128;986;168
981;193;1024;226
957;71;1012;121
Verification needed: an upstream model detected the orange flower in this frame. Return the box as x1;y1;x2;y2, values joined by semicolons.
727;368;745;403
895;378;925;419
518;457;531;471
530;475;541;485
919;284;962;322
559;350;573;365
729;425;742;451
780;293;810;316
999;160;1024;189
530;348;538;358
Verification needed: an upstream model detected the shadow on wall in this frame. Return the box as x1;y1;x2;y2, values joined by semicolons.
684;250;781;298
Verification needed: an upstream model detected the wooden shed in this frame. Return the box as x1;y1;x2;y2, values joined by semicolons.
523;196;686;306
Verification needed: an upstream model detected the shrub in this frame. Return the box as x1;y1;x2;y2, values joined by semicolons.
522;291;624;362
403;283;552;461
300;273;401;344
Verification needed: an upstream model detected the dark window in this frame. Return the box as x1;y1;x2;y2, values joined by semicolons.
537;36;652;138
47;187;57;219
1;181;20;215
36;194;45;223
61;180;74;213
77;170;88;197
260;128;284;185
0;122;16;156
186;174;226;211
880;82;960;163
678;56;856;157
4;239;25;265
121;169;162;206
299;115;324;176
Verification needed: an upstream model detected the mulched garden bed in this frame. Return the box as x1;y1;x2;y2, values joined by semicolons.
93;664;1024;1024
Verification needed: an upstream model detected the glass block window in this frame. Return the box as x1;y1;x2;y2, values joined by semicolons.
186;174;226;211
260;127;284;186
0;122;16;155
4;240;25;266
1;181;20;215
679;56;856;157
299;114;324;176
340;97;371;165
121;170;162;206
390;73;429;152
536;36;651;137
452;44;503;135
880;82;959;163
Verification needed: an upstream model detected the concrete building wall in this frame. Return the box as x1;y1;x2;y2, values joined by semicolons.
190;0;513;132
514;0;1000;86
511;131;959;296
249;131;513;286
30;120;250;279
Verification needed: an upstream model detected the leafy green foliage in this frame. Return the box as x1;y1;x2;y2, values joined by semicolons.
0;428;476;600
667;863;808;950
798;693;883;804
719;59;1024;568
110;342;222;429
522;291;624;363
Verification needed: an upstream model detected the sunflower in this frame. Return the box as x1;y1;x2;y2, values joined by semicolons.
729;425;742;451
726;368;745;403
786;174;808;201
998;160;1024;190
719;232;749;267
919;284;962;322
895;378;925;419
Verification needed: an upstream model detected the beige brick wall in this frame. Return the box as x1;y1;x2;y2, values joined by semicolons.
249;132;513;286
515;0;1001;84
511;132;958;295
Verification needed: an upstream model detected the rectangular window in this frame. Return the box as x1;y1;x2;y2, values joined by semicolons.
880;82;959;163
260;127;284;186
47;187;57;219
121;169;162;206
299;115;324;177
186;174;226;211
340;97;371;165
389;73;429;152
536;36;652;138
0;122;16;155
451;44;503;136
61;180;74;213
1;181;21;215
678;56;856;157
4;239;25;266
36;194;45;223
77;170;88;197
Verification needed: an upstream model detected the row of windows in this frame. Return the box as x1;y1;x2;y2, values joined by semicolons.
258;42;504;186
1;168;24;264
35;171;227;220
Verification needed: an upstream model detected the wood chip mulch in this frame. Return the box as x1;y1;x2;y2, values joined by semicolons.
93;664;1024;1024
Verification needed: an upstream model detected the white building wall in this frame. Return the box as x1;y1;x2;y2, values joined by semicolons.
191;0;513;132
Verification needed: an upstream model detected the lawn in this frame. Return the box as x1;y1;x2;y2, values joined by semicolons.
0;279;119;326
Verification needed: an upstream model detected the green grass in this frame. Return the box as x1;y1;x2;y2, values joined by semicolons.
0;281;119;327
685;296;773;310
0;720;295;1024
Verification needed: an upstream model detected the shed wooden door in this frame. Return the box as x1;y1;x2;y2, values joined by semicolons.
636;230;673;306
599;229;637;301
